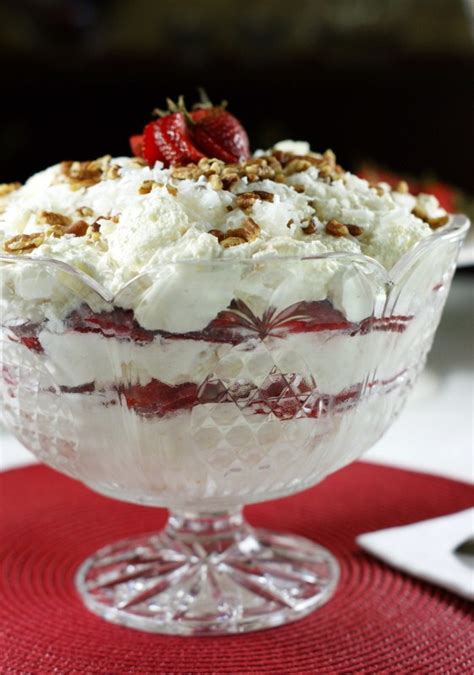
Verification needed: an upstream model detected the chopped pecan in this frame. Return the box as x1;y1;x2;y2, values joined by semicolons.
394;180;409;194
284;158;313;176
221;171;240;189
271;150;293;167
65;220;89;237
60;155;112;190
171;165;201;180
235;190;274;211
291;183;306;193
244;160;276;182
302;220;316;235
227;217;260;242
38;211;72;227
220;236;247;248
138;180;157;194
0;182;21;197
325;219;349;237
105;164;121;180
208;174;223;191
369;182;385;196
3;233;45;253
412;206;449;229
347;224;363;236
76;206;94;217
218;217;261;248
208;229;225;242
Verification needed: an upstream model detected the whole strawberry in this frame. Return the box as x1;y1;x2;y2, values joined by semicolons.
129;94;250;167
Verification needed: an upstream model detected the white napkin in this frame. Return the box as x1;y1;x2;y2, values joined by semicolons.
357;509;474;601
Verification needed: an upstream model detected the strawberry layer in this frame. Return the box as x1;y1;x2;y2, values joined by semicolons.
52;371;405;420
8;299;411;355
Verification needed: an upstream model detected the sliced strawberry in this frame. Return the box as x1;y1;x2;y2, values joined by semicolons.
129;134;144;158
143;121;166;167
143;113;204;167
190;107;250;163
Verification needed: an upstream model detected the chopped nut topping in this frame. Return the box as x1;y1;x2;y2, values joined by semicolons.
38;211;72;227
65;220;89;237
76;206;94;217
213;217;261;248
244;158;277;182
394;180;409;194
271;150;292;166
284;158;313;176
208;174;223;191
88;220;101;233
369;182;385;197
166;184;178;196
0;182;21;197
347;224;363;236
171;149;344;193
171;165;201;180
287;218;294;228
3;233;45;253
138;180;157;194
302;220;316;235
235;190;274;211
292;183;306;193
220;236;247;248
412;205;449;229
208;229;225;242
325;219;349;237
228;217;260;242
60;155;117;190
106;164;121;180
226;205;234;212
221;171;240;189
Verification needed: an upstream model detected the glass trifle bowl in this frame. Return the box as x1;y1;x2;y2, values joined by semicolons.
0;215;468;635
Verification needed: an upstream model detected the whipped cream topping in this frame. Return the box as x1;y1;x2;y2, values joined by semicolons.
0;142;449;331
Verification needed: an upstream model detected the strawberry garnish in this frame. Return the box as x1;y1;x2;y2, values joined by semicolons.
129;93;250;168
149;112;205;167
189;106;250;164
129;134;144;158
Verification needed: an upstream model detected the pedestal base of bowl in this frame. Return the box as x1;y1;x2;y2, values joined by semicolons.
75;509;339;635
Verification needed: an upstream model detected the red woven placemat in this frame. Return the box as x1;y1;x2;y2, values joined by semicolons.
0;462;472;674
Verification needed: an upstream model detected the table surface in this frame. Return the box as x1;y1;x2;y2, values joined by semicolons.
1;276;472;483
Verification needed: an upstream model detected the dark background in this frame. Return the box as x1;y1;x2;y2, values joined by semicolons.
1;0;473;193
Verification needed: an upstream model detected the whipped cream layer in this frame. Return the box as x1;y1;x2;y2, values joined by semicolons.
0;142;448;331
36;325;414;395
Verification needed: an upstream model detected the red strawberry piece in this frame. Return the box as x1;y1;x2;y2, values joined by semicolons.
129;134;144;158
277;301;353;333
142;121;166;167
121;380;198;416
190;107;250;163
143;113;204;168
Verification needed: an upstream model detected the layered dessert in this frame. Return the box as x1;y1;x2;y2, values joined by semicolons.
0;97;457;506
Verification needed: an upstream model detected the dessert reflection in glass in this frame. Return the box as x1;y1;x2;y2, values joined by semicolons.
0;102;469;633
